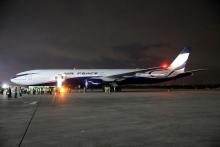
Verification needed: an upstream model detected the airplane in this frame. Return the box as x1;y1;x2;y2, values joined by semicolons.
10;47;204;92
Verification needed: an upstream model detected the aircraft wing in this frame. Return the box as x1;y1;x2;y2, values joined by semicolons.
90;67;161;82
109;67;161;78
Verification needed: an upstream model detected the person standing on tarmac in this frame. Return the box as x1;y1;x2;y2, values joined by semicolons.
33;88;36;95
14;87;18;98
7;87;12;98
18;87;22;97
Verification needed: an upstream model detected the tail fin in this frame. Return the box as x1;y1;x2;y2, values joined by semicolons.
168;47;191;73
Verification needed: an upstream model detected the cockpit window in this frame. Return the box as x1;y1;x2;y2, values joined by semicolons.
13;73;36;78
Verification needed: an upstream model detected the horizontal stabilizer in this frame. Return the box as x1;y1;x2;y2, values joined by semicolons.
184;69;207;74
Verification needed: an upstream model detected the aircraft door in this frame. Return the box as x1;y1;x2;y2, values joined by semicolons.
55;74;66;88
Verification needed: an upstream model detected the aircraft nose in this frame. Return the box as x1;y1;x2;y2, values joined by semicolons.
10;78;16;83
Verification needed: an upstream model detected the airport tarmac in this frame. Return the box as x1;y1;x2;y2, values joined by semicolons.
0;90;220;147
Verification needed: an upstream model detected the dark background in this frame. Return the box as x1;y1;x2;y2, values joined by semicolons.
0;0;219;84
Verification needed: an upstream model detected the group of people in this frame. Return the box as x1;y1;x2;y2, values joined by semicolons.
3;87;22;98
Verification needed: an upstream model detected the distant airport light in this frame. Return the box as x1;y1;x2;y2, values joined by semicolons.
1;83;9;89
161;63;168;69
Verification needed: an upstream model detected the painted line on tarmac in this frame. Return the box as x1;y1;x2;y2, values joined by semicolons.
18;99;41;147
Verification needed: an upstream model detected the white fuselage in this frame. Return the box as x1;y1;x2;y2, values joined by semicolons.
10;47;194;87
11;69;144;86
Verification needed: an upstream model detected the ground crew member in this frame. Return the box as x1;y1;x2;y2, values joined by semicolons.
7;87;12;98
78;85;81;93
18;87;22;97
33;88;36;95
14;87;18;98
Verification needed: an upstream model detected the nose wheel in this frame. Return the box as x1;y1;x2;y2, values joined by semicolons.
83;80;88;92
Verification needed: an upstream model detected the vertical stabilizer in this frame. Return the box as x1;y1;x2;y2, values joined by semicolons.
168;47;191;73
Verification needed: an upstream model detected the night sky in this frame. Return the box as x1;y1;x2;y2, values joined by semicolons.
0;0;220;84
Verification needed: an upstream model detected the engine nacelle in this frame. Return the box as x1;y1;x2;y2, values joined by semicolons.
136;70;169;78
85;79;103;88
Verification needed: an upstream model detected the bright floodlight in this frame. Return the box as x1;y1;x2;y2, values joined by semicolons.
1;83;9;89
